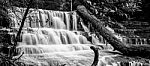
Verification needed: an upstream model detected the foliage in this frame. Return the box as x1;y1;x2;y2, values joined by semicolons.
0;0;11;28
141;0;150;21
86;0;142;21
11;0;72;11
10;0;150;22
0;0;33;66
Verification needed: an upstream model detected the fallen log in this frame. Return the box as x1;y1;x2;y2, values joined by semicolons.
74;0;150;59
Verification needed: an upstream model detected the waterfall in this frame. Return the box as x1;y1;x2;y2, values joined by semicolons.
51;17;66;29
39;9;47;27
72;12;78;30
80;22;90;32
64;12;70;30
22;33;39;45
91;35;100;44
9;7;78;30
17;28;96;65
21;28;91;45
124;37;148;45
78;35;91;44
7;7;125;66
144;38;147;44
17;44;91;54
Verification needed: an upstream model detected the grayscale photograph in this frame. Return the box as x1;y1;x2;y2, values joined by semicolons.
0;0;150;66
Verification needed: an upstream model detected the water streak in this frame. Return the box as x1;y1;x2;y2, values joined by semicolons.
8;7;121;66
9;7;78;30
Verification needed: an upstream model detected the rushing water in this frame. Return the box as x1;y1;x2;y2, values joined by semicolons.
7;7;130;66
16;27;116;66
21;28;91;45
8;7;77;30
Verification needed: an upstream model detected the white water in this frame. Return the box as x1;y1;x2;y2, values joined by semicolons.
7;7;124;66
80;22;90;32
16;29;117;66
8;7;77;30
21;28;91;45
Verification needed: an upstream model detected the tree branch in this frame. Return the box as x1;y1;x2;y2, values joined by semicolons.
74;0;150;59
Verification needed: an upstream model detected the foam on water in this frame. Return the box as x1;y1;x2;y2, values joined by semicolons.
18;49;119;66
8;7;119;66
17;44;92;54
21;28;89;45
51;17;66;29
81;22;90;32
9;7;78;30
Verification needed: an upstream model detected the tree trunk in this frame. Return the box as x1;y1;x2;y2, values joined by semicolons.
90;46;99;66
74;0;150;59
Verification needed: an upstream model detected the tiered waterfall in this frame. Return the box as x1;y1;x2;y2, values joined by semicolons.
7;7;137;66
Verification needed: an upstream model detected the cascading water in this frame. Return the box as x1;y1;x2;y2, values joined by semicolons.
9;7;77;30
21;28;90;45
7;7;124;66
80;22;90;32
